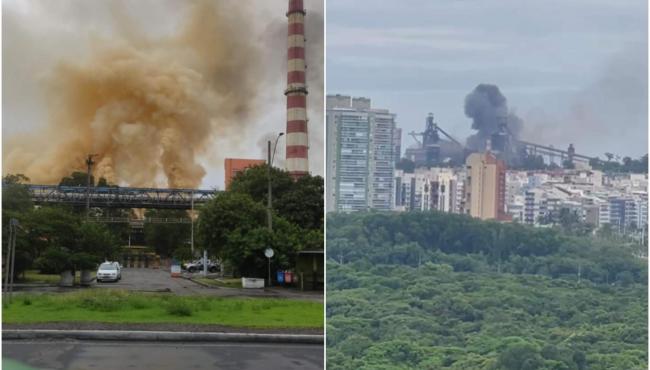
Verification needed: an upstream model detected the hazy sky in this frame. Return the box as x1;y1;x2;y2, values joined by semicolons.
328;0;648;159
3;0;324;189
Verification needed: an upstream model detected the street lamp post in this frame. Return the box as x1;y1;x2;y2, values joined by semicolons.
266;133;283;287
4;218;19;304
86;154;97;219
267;133;284;231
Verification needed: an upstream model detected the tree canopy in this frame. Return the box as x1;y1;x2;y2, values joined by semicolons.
228;164;324;231
327;211;647;369
590;154;648;174
3;174;122;277
143;209;190;258
196;166;323;277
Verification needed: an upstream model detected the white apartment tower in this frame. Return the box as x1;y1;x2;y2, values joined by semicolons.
326;95;396;212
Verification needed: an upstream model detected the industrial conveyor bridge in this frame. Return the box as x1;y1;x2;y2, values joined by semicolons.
26;185;217;210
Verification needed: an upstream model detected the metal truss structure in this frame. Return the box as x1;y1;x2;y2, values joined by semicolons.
27;185;217;210
86;217;192;224
515;140;596;164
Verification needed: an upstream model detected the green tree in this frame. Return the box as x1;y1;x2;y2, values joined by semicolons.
59;171;91;187
572;351;587;370
497;342;544;370
198;192;304;276
27;207;119;274
144;209;190;258
77;222;120;261
228;164;294;205
229;164;324;231
95;177;118;187
2;174;35;277
275;174;324;230
3;174;32;212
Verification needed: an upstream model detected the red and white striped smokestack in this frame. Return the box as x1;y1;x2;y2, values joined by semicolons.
285;0;309;178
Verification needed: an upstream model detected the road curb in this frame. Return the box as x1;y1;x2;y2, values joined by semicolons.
3;329;324;344
186;277;216;289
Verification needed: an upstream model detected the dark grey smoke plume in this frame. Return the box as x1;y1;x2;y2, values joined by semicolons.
464;84;523;151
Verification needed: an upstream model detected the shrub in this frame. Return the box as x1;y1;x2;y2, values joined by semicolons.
76;290;127;312
128;296;151;310
78;295;121;312
166;300;193;316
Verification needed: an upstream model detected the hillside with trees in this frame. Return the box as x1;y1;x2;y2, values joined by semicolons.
327;211;647;369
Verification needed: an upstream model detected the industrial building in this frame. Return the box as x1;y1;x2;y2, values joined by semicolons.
224;158;265;190
326;95;396;212
404;113;464;168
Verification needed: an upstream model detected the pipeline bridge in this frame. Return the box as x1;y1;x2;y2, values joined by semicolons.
27;185;218;210
86;217;192;224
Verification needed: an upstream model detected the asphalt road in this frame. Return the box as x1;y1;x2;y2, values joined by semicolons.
18;268;322;301
3;340;323;370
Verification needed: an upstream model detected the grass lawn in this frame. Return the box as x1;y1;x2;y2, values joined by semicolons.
194;277;242;289
3;290;323;329
2;358;37;370
16;270;96;284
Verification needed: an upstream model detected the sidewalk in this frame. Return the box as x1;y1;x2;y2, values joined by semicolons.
185;276;324;301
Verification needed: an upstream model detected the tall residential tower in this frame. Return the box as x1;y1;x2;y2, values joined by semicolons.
326;95;396;212
464;151;508;220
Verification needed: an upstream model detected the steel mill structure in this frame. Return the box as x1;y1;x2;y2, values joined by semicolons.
285;0;309;178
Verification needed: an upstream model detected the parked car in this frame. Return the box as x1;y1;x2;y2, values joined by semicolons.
184;259;219;273
96;262;121;282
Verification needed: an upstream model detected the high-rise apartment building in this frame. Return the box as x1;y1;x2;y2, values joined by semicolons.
393;128;402;165
464;151;508;220
326;95;396;212
394;168;460;213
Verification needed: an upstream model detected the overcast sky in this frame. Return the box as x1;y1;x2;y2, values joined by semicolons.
327;0;648;159
3;0;324;189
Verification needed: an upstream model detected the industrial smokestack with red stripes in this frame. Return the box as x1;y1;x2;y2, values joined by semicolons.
285;0;309;178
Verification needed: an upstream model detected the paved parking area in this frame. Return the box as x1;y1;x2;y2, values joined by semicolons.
19;268;322;302
95;268;201;294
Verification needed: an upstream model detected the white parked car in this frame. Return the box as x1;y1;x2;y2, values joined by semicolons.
96;262;121;283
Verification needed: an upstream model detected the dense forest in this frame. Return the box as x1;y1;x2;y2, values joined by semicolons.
327;211;647;370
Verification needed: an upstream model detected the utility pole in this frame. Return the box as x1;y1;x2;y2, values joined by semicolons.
265;133;283;287
86;154;97;218
4;219;13;303
4;219;18;304
9;220;17;301
267;140;272;231
267;133;285;231
191;191;195;256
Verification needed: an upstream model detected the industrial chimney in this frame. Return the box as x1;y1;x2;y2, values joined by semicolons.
285;0;309;178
